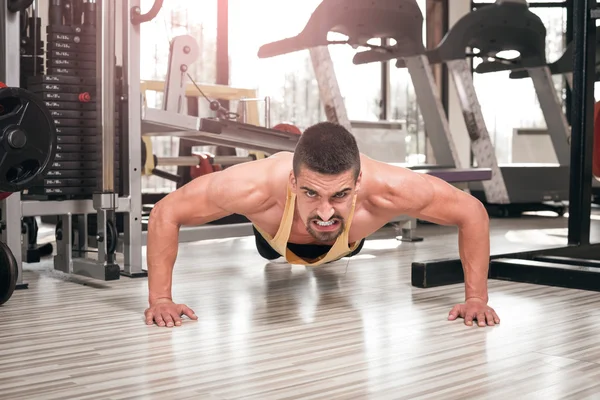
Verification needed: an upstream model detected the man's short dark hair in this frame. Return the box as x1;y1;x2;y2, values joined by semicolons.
293;121;361;181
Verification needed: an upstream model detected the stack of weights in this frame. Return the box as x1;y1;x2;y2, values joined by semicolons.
23;0;121;200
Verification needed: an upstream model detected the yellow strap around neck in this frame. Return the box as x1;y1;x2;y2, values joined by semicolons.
254;185;360;266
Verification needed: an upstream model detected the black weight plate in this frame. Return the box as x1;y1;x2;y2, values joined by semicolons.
48;42;77;52
44;178;97;186
28;74;82;85
47;58;76;68
45;67;77;77
48;50;78;60
52;119;97;128
0;87;57;192
50;110;97;120
0;240;18;306
46;169;98;178
29;83;96;94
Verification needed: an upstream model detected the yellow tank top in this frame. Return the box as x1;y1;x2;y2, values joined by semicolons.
253;185;361;267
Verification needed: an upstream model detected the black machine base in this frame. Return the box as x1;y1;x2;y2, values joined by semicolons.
412;243;600;291
120;270;148;278
15;283;28;290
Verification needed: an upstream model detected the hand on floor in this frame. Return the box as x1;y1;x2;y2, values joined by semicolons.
447;298;500;327
145;298;198;327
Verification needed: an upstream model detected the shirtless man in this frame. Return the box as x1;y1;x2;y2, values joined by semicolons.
144;122;500;328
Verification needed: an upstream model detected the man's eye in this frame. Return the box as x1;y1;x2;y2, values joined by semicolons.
333;192;347;198
305;191;317;197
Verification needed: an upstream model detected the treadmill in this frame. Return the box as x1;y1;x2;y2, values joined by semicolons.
354;0;571;217
509;26;600;204
257;0;492;185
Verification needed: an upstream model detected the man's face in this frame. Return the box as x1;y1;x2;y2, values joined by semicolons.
290;166;361;242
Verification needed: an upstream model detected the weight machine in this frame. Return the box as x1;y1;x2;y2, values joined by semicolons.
0;0;312;305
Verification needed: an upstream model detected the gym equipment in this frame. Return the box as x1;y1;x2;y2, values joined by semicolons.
411;0;600;292
141;136;256;183
508;27;600;199
0;87;57;192
0;240;18;306
257;0;492;184
271;123;302;136
595;102;600;179
355;0;570;216
0;84;57;305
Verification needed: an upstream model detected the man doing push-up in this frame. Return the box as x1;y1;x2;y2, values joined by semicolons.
144;122;500;328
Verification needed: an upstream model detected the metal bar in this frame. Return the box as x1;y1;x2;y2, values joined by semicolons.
527;66;571;165
21;198;131;217
446;59;511;204
405;55;461;168
142;109;299;153
568;0;596;245
122;0;145;276
53;214;73;274
0;5;24;286
309;46;353;132
163;35;199;113
156;155;255;167
97;0;116;192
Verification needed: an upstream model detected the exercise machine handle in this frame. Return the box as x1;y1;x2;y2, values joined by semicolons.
7;0;34;13
130;0;163;25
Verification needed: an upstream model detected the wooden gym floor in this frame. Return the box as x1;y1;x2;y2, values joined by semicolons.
1;211;600;399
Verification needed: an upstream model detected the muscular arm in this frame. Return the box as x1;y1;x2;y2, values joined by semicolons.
146;160;271;304
377;165;490;303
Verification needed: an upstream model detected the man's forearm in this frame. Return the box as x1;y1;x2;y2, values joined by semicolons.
146;207;181;304
458;205;490;303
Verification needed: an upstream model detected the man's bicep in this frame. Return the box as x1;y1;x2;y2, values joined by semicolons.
164;164;267;225
391;169;477;226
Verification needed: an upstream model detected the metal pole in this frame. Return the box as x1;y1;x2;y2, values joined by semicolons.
121;0;145;276
97;0;116;192
0;3;24;287
568;0;596;245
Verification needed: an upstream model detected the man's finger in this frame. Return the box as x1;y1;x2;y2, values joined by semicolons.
492;309;501;324
477;312;486;327
485;310;495;326
155;314;165;327
464;313;474;326
162;312;175;328
448;305;461;320
145;309;154;325
180;305;198;321
171;311;183;327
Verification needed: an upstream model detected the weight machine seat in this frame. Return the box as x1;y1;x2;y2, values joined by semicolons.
509;26;600;80
384;0;547;74
257;0;425;62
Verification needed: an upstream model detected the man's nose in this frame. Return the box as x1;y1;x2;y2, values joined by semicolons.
317;202;334;221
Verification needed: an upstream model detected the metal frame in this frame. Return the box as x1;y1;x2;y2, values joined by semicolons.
527;66;572;165
412;0;600;292
446;59;510;204
1;4;26;288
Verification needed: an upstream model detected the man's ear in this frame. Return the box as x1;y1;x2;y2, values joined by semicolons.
355;170;363;192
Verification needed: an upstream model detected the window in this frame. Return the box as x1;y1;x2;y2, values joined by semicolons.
388;0;427;164
139;0;218;193
228;0;383;129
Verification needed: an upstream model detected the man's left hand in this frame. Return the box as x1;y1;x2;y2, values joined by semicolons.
448;298;500;327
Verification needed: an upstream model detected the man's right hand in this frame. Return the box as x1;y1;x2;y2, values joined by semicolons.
144;298;198;327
